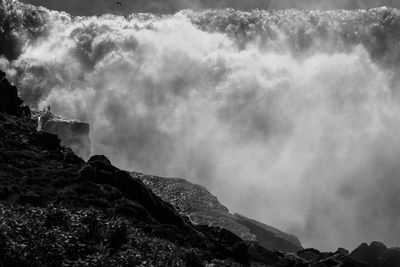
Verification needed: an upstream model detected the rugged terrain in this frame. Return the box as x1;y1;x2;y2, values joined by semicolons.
135;174;302;252
1;70;400;266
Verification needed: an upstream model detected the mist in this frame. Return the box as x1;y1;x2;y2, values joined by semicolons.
2;0;400;251
19;0;400;15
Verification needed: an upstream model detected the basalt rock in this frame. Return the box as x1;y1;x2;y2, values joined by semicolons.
349;241;400;267
29;131;61;150
0;70;24;115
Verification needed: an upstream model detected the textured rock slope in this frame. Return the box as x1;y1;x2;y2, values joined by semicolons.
135;174;302;252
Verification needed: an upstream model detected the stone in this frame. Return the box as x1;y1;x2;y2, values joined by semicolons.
87;155;111;166
30;131;61;150
0;71;24;115
35;109;90;158
136;174;303;252
350;242;390;267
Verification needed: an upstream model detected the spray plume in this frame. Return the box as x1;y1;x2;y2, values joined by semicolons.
1;0;400;250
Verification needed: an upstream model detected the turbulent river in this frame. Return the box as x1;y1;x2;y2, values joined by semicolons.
2;0;400;250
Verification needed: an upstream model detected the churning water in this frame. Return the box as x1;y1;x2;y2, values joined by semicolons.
2;0;400;250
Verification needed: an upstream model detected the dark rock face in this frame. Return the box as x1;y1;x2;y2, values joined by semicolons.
0;71;23;115
349;242;400;267
30;131;61;150
234;213;302;252
83;154;195;231
135;174;303;252
35;110;91;158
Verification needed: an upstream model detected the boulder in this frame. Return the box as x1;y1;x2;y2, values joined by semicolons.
349;241;400;267
87;155;111;166
234;213;303;252
35;109;90;158
297;248;323;262
30;131;61;150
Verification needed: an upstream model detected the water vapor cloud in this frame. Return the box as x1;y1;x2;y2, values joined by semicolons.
2;0;400;250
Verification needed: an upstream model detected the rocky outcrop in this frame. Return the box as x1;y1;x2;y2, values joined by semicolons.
233;213;302;252
135;174;303;252
82;155;195;232
349;242;400;267
0;70;26;115
34;109;91;158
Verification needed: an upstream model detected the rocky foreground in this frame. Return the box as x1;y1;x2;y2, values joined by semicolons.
135;174;302;253
0;70;400;266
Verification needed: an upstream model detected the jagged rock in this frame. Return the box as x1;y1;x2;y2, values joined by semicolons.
35;109;90;158
85;155;196;232
78;164;95;178
335;247;350;256
183;250;204;267
297;248;324;262
87;155;111;166
115;202;149;220
0;186;9;200
350;242;387;266
349;241;400;267
234;213;302;252
30;131;61;150
135;174;303;252
63;148;85;164
0;70;24;115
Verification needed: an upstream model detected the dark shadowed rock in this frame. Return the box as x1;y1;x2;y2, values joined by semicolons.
85;155;195;232
30;131;61;150
297;248;324;262
63;148;85;164
87;155;111;166
350;242;387;266
349;241;400;267
0;70;24;115
34;110;90;158
18;193;46;206
115;202;149;220
335;247;350;256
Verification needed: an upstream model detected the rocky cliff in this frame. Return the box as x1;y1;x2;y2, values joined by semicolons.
135;174;302;252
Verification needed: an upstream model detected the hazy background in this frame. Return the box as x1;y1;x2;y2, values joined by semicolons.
20;0;400;15
2;0;400;251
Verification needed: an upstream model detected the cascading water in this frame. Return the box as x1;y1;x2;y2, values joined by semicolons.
1;0;400;250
